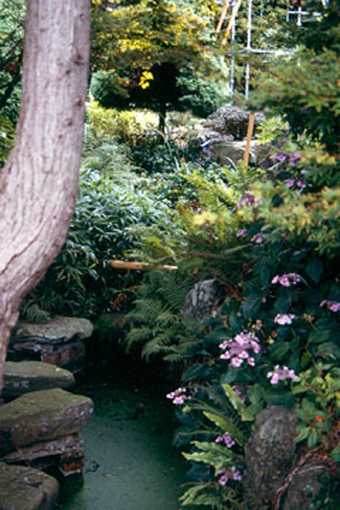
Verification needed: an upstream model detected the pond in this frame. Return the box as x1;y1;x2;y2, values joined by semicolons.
59;373;186;510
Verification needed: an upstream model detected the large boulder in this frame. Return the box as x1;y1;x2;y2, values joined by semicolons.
9;316;94;373
0;463;58;510
282;457;339;510
244;406;298;509
3;361;75;400
204;105;265;140
182;279;223;320
0;388;93;456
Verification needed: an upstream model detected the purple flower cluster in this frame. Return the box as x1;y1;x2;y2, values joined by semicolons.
215;432;235;448
320;300;340;313
219;331;261;368
217;467;242;486
284;178;306;190
267;365;299;384
166;387;188;405
272;273;302;287
272;152;301;166
237;192;260;209
274;313;295;325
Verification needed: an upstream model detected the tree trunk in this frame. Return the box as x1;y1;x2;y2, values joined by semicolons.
0;0;90;395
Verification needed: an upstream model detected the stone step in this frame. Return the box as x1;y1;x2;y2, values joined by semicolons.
9;316;94;373
3;361;75;400
0;463;58;510
0;388;93;457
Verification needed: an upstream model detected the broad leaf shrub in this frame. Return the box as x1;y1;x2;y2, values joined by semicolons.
127;142;340;506
25;162;172;319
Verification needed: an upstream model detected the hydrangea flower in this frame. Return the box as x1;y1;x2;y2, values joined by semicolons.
267;365;299;384
272;152;288;163
251;233;264;244
272;273;302;287
166;387;188;405
320;300;340;313
274;314;295;325
237;192;261;209
215;432;235;448
237;228;247;238
219;331;260;368
217;467;242;486
284;178;306;190
289;152;301;165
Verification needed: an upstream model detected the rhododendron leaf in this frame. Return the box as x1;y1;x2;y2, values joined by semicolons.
306;258;324;284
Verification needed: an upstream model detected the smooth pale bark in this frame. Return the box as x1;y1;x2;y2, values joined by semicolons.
0;0;90;394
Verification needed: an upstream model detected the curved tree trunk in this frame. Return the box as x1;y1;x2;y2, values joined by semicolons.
0;0;90;395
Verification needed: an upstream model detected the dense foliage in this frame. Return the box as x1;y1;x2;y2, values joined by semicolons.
5;0;339;508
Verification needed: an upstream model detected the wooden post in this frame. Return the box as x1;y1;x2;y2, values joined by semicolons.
216;0;230;34
243;112;255;170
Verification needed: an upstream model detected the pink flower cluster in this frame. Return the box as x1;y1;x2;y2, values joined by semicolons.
237;192;261;209
237;228;247;238
166;387;188;405
219;331;261;368
217;467;242;486
215;432;235;448
320;300;340;313
251;233;264;244
267;365;299;384
274;313;295;325
272;273;302;287
284;178;306;190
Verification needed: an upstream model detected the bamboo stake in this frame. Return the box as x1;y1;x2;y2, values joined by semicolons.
110;260;178;271
216;0;230;34
222;0;242;46
243;112;255;170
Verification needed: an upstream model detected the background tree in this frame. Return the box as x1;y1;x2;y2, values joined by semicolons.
0;0;90;394
90;0;229;127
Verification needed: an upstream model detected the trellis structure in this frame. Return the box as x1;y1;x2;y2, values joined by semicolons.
216;0;324;98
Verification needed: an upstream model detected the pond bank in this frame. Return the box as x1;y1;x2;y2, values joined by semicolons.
58;371;186;510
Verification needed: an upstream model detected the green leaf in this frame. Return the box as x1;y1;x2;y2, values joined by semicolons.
222;384;255;422
330;446;340;462
203;412;246;446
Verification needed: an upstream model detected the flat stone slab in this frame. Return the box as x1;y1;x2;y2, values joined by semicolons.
0;463;58;510
0;389;93;456
3;362;75;399
9;317;93;373
15;316;94;344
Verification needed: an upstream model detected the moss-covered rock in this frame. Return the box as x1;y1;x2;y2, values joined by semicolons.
0;463;58;510
3;362;75;400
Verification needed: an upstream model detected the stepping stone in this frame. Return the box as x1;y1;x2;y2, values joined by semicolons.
9;316;94;373
0;463;58;510
3;361;75;400
0;388;93;457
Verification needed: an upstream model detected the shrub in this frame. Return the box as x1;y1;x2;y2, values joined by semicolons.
25;160;172;318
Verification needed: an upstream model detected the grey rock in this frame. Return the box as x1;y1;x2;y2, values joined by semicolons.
9;316;93;373
15;316;94;343
244;406;298;509
283;458;338;510
0;463;58;510
0;388;93;456
183;279;223;320
204;105;265;140
3;361;75;400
